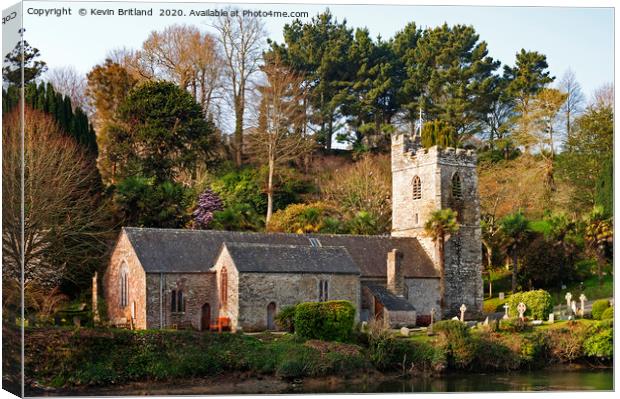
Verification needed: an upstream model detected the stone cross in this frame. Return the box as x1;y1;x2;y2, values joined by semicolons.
428;308;436;335
579;294;587;317
565;292;572;310
517;302;527;320
503;303;510;319
459;304;467;322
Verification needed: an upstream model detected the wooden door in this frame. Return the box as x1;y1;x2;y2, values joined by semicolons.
201;303;211;331
267;302;276;330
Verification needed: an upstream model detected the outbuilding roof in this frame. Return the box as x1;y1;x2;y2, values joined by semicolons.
219;242;360;275
122;227;437;278
365;284;416;311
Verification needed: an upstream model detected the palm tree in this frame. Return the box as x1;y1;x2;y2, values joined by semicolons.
424;208;460;316
584;206;613;286
499;211;531;293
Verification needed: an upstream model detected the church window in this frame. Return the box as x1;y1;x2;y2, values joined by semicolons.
119;263;128;308
220;268;228;308
171;289;185;313
452;173;463;199
318;279;329;301
415;213;419;225
412;176;422;200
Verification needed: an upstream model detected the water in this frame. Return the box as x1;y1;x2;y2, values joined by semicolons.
36;368;613;396
292;369;614;394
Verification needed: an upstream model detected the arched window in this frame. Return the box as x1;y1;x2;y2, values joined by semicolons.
220;268;228;309
412;176;422;200
119;262;128;308
452;173;463;200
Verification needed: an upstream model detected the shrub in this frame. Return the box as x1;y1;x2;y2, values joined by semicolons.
499;318;529;333
544;323;587;362
583;326;613;359
600;306;614;320
275;305;297;332
472;333;521;371
507;290;553;320
591;299;610;320
433;320;476;369
294;301;355;342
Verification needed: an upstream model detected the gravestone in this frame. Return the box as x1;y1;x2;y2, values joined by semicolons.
503;303;510;319
571;300;577;315
579;294;587;317
360;321;368;332
428;308;436;335
548;313;555;323
565;292;572;310
460;304;467;322
483;316;489;326
499;292;505;300
517;302;527;321
400;327;410;337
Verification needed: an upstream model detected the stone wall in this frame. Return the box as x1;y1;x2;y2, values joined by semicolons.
212;249;240;331
145;272;217;330
237;273;361;332
103;232;147;329
405;278;440;316
391;133;483;318
385;309;417;328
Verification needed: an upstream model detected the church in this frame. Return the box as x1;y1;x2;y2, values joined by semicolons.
103;132;483;331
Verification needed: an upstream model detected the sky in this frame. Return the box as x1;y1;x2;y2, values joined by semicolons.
3;1;615;104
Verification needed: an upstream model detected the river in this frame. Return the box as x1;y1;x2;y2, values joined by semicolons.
35;368;612;396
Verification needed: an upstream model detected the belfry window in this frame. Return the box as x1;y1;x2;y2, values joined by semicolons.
412;176;422;200
452;173;463;200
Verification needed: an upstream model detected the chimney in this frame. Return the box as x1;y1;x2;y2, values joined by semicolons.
387;249;405;297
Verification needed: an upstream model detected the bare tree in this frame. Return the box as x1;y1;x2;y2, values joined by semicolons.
46;66;89;112
558;69;585;141
2;107;113;290
593;82;614;109
126;25;224;118
246;59;314;222
213;9;267;167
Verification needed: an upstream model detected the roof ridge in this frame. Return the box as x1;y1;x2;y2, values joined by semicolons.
123;226;414;241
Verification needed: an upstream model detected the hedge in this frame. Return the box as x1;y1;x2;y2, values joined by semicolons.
294;300;355;342
507;290;553;320
592;299;610;320
601;306;614;320
275;305;297;332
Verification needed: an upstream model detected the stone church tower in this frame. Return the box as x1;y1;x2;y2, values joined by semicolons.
391;132;483;318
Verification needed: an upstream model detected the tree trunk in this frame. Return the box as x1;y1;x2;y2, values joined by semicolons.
438;237;446;318
511;251;518;293
266;157;275;224
234;99;244;167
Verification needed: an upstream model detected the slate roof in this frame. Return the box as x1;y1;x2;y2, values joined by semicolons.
122;227;437;278
220;242;360;275
365;284;416;311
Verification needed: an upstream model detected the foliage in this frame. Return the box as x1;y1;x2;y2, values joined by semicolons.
2;108;112;294
109;81;218;182
2;39;48;86
421;120;457;148
591;299;610;320
499;318;529;333
321;154;391;234
519;236;569;289
543;323;587;362
191;189;224;229
600;307;613;320
211;203;264;232
275;305;297;333
113;176;193;228
294;301;355;342
3;82;98;154
506;290;553;320
583;325;613;359
594;157;613;218
433;320;476;369
268;202;344;234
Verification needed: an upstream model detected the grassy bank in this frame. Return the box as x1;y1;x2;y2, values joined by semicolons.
24;319;613;389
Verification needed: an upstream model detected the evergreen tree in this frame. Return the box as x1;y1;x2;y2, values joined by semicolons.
2;39;47;86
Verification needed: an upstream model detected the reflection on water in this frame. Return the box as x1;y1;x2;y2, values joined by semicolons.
291;369;613;394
